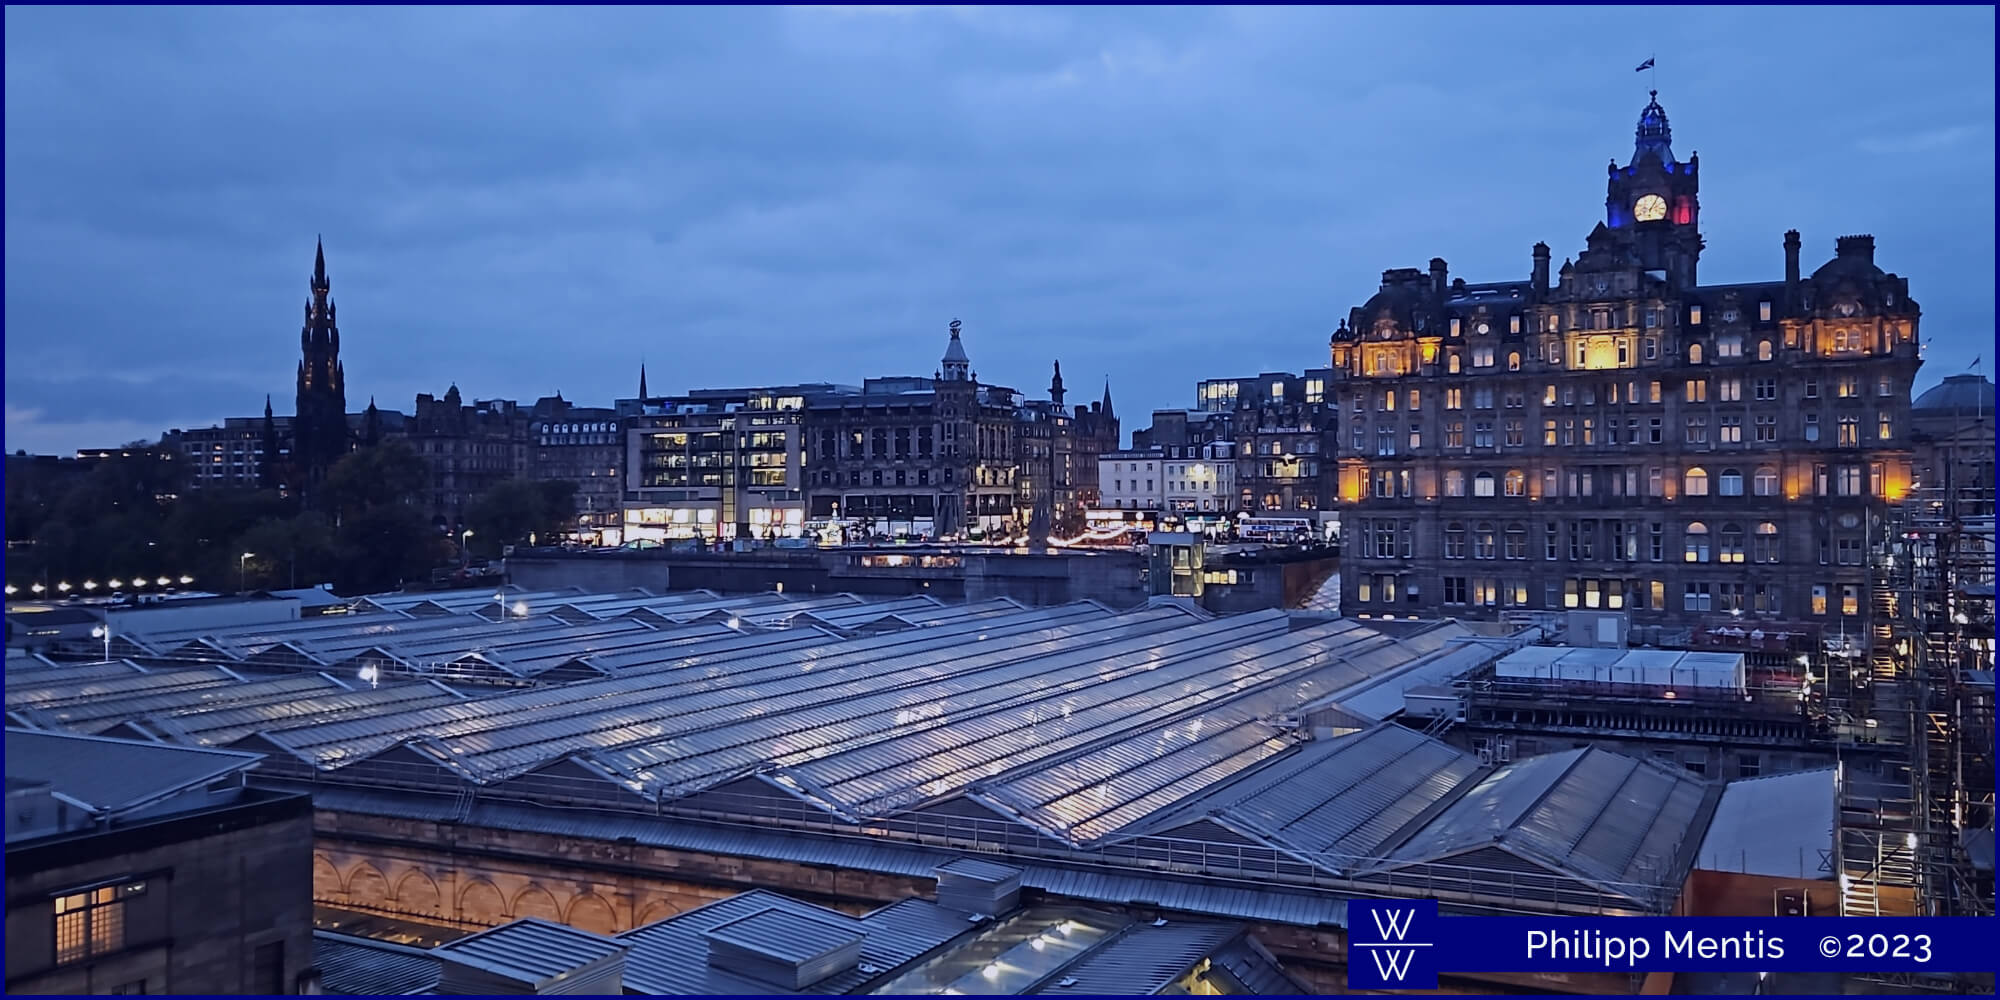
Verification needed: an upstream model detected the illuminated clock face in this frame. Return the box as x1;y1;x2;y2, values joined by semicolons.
1634;194;1669;223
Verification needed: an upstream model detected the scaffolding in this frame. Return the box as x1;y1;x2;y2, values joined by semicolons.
1871;484;1997;918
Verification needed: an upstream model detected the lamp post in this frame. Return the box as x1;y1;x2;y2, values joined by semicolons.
240;552;254;593
461;529;474;568
91;624;111;662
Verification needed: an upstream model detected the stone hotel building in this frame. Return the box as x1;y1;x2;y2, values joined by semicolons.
1331;92;1920;634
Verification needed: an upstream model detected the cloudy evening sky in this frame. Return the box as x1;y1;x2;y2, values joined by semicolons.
4;6;1993;454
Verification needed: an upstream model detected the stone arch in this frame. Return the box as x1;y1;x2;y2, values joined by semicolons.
459;879;506;926
345;862;392;909
633;899;677;928
565;892;617;935
312;855;344;898
395;870;443;917
511;884;561;922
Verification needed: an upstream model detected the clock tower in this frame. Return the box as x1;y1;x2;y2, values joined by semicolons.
1600;90;1704;288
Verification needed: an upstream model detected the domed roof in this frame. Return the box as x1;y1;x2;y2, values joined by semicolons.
1356;273;1432;337
1913;375;1995;415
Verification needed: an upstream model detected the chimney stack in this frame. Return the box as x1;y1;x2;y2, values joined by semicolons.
1429;258;1449;297
1783;230;1802;303
1531;242;1551;296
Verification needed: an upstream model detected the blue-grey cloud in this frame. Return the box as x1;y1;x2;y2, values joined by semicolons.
5;6;1994;454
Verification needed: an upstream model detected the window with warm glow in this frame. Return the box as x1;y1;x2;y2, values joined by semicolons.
1684;467;1710;496
55;885;135;965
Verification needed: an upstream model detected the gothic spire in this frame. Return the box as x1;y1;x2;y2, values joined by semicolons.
363;396;382;447
1049;360;1066;407
312;234;329;292
1100;378;1114;419
1631;90;1674;165
639;362;649;402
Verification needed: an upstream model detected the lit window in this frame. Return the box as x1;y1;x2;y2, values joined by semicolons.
1507;351;1521;371
1473;472;1496;497
1448;354;1461;374
1811;585;1828;616
1758;340;1774;361
1758;301;1772;322
1684;521;1710;563
1689;342;1704;364
1689;304;1703;325
1684;467;1710;496
56;885;138;965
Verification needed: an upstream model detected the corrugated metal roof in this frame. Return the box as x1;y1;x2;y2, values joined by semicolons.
936;857;1024;882
705;907;864;963
312;931;441;995
617;889;972;995
432;916;624;984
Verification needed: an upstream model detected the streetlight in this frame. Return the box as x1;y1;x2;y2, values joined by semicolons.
30;583;44;594
461;530;474;568
83;581;98;591
57;582;71;593
179;575;194;585
155;576;170;587
108;578;125;590
3;585;15;596
90;624;111;662
240;552;254;593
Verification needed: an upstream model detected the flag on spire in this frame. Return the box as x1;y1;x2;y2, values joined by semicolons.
1635;57;1655;72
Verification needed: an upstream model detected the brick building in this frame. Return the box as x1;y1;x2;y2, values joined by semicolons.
1330;91;1920;636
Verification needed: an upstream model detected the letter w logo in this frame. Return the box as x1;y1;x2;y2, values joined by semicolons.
1349;899;1438;989
1370;948;1418;983
1370;907;1418;942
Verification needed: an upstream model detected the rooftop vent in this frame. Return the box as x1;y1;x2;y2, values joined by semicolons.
703;907;865;989
934;857;1024;916
430;917;626;995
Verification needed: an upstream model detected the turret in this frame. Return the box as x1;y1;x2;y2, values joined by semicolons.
940;319;971;382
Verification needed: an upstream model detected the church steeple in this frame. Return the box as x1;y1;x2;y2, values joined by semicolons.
638;362;650;403
295;236;349;499
258;395;281;491
363;396;382;447
1099;378;1114;419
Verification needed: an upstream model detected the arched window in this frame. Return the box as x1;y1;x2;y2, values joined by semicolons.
1753;466;1779;496
1507;351;1522;371
1444;522;1467;560
1504;469;1526;497
1474;522;1496;560
1689;342;1704;364
1684;521;1710;563
1758;340;1774;361
1473;472;1497;497
1753;522;1780;563
1447;354;1462;374
1718;468;1744;496
1684;467;1710;496
1719;523;1745;563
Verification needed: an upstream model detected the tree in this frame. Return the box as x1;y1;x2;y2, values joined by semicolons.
320;439;428;520
465;479;577;555
332;504;442;595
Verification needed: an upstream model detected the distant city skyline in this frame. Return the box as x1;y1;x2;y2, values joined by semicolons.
6;6;1994;454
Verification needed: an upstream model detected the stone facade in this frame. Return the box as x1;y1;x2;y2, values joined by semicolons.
1330;92;1920;638
802;322;1022;539
4;792;314;995
405;387;532;532
526;396;623;542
